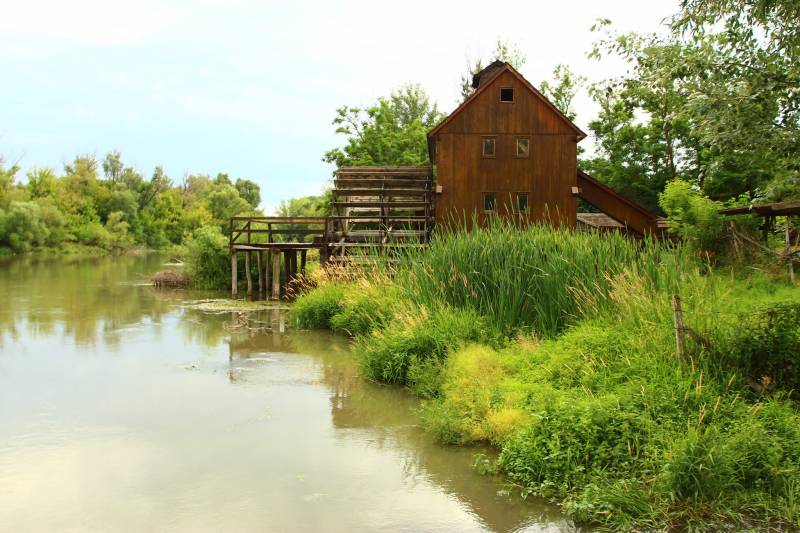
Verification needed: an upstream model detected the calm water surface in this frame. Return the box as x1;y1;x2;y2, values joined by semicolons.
0;254;572;532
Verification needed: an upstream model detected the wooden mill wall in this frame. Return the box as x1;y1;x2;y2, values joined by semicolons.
432;69;578;228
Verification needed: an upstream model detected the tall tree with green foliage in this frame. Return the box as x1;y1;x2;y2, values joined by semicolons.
323;84;444;168
584;3;800;210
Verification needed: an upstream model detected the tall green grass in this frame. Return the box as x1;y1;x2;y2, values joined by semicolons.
396;219;685;336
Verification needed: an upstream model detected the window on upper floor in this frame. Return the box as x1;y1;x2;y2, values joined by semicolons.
482;137;496;158
500;87;514;102
516;137;530;158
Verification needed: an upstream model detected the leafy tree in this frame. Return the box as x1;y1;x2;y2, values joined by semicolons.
0;202;52;251
659;180;725;251
0;158;19;197
26;167;58;199
102;150;124;183
205;185;252;231
235;178;261;208
459;39;527;100
539;64;586;123
324;84;444;168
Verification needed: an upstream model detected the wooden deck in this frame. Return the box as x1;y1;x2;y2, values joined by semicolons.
230;167;434;299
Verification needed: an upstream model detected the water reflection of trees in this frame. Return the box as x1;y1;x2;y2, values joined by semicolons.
228;324;573;533
0;254;175;348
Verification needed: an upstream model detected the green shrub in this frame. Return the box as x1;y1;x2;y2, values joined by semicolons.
358;306;492;386
0;201;55;251
184;226;230;289
71;220;111;248
659;180;726;252
329;282;400;336
291;283;346;329
719;303;800;390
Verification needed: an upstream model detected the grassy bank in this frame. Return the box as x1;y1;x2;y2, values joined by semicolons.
291;223;800;530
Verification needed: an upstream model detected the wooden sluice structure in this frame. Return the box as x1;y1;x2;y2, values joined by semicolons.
229;166;434;299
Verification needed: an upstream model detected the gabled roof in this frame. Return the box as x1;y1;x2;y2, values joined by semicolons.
428;62;587;141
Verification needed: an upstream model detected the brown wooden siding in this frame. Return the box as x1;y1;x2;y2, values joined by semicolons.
433;70;577;228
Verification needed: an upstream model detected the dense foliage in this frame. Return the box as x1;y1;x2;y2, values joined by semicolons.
292;223;800;530
0;153;261;253
582;0;800;211
323;84;444;168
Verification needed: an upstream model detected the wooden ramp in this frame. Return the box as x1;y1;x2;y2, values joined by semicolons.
576;170;660;236
328;166;434;263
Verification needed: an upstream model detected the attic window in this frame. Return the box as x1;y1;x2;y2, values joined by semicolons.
500;87;514;102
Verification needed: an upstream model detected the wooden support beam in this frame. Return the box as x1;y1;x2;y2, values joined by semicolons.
290;251;298;284
271;251;281;300
300;249;307;276
257;250;264;295
245;251;253;296
264;249;270;293
231;251;238;296
283;251;291;297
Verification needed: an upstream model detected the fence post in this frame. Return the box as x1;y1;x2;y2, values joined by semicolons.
672;295;685;361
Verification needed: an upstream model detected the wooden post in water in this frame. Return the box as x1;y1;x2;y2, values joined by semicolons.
284;250;291;291
289;251;298;285
257;250;264;295
271;250;281;300
245;251;253;297
231;250;238;296
264;248;272;300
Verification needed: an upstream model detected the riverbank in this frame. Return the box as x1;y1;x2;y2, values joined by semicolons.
291;223;800;531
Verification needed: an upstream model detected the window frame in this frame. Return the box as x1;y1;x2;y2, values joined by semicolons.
515;192;530;214
481;136;496;158
483;192;497;214
499;87;515;103
515;137;530;158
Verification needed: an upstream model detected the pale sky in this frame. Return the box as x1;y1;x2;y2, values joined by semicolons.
0;0;677;213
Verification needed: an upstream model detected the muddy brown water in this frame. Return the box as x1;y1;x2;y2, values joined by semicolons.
0;253;574;532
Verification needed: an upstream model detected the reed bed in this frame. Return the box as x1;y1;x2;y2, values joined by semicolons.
395;219;685;336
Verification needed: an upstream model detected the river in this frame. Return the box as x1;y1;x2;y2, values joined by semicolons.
0;253;572;532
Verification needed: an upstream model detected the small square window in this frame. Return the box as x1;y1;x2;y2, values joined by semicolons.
482;137;495;157
500;87;514;102
484;193;497;213
517;193;529;213
516;138;530;158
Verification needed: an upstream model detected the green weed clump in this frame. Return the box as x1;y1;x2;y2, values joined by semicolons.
291;282;347;329
357;306;495;388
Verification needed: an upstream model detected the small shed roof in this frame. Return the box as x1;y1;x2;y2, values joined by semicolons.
719;200;800;217
577;212;624;229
